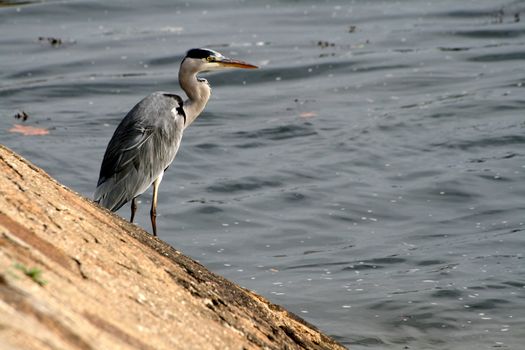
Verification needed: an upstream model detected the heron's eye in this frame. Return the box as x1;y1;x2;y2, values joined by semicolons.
206;56;214;62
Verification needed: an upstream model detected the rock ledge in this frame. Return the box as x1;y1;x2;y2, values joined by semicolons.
0;145;346;350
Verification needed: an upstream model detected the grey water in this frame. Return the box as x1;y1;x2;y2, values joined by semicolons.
1;0;525;348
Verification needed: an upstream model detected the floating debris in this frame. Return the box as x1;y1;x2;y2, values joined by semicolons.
317;40;335;48
495;8;504;23
9;124;49;136
38;36;63;47
438;47;470;52
299;112;317;118
13;111;29;121
491;8;520;23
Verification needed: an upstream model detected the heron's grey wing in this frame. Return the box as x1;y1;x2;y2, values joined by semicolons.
97;124;154;186
94;92;185;211
94;121;157;211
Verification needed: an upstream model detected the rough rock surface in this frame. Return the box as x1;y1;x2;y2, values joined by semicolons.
0;145;346;350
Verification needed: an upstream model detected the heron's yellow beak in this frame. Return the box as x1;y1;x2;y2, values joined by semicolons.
216;58;258;69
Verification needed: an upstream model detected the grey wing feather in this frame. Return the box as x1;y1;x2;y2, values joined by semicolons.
94;92;186;211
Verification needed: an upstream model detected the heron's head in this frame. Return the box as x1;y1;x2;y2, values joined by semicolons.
181;48;258;73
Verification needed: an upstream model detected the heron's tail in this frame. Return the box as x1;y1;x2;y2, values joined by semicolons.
94;179;129;212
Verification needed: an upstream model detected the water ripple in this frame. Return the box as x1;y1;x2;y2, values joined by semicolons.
232;124;317;141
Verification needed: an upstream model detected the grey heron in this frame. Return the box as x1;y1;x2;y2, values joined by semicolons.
94;48;257;236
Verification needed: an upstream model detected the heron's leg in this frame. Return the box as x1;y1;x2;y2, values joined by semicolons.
130;197;138;223
150;177;162;236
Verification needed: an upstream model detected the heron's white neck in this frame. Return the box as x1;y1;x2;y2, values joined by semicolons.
179;69;211;129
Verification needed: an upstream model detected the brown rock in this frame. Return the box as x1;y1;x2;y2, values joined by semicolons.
0;145;346;350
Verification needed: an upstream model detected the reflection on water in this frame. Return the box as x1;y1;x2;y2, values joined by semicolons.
1;0;525;348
